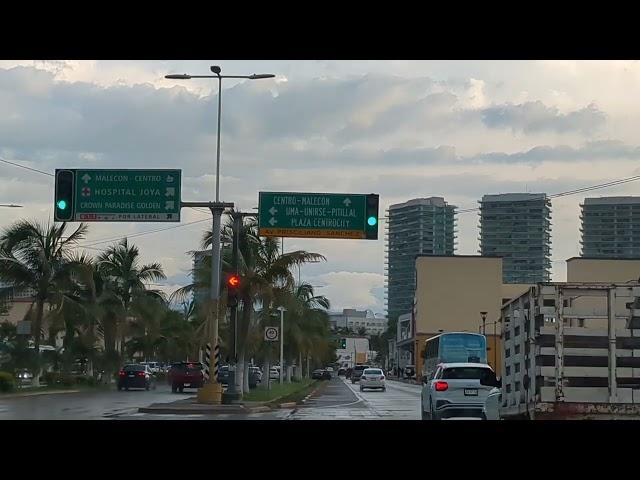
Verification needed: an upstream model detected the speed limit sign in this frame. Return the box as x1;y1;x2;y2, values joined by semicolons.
264;326;279;342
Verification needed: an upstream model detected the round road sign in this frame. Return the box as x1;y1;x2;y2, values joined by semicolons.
265;326;279;341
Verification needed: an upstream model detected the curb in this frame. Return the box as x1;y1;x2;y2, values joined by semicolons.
278;402;297;409
0;389;81;399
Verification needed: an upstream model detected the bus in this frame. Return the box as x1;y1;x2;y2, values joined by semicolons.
421;332;487;382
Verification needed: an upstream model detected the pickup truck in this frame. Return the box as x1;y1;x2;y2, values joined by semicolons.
168;362;204;393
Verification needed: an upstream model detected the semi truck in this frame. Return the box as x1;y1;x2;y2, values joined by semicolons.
484;283;640;420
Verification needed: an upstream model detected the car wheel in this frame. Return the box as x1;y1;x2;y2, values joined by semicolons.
117;385;122;391
145;383;150;391
430;401;437;421
421;408;428;420
171;384;177;393
359;385;364;392
179;386;184;393
382;387;386;392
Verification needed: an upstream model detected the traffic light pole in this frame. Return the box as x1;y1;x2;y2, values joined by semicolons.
223;211;242;403
181;201;233;405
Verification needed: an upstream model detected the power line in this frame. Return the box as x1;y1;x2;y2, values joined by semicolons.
78;218;211;249
0;157;54;177
456;174;640;215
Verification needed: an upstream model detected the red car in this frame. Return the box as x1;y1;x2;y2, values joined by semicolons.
168;362;204;393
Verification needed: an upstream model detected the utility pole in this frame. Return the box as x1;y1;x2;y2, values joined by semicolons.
223;210;242;403
278;306;285;385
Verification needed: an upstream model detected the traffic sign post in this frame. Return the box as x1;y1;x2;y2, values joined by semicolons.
54;169;181;222
258;192;379;240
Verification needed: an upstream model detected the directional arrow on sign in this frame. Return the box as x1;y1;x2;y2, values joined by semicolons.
269;217;277;226
165;187;175;197
81;174;92;184
269;206;277;216
165;201;175;210
343;198;352;207
166;175;174;183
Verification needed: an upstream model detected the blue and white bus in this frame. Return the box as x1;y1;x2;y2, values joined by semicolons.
421;332;487;381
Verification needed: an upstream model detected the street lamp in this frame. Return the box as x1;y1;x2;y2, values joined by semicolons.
165;65;275;404
277;306;286;385
480;311;488;335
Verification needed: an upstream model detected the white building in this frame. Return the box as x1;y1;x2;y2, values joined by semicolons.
329;308;388;335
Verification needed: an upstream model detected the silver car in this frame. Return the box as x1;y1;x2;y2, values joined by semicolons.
421;363;495;420
359;368;386;392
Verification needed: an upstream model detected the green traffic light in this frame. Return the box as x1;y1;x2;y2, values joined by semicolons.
56;200;67;210
367;216;377;226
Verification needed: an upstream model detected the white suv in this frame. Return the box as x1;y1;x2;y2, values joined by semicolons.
421;363;496;420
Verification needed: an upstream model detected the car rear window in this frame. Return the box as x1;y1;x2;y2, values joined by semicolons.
354;366;369;371
123;365;145;372
171;363;202;371
442;367;491;380
364;369;382;375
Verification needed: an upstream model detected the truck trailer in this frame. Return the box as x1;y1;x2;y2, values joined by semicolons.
494;283;640;420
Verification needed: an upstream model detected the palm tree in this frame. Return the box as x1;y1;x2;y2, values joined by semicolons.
0;220;88;384
173;215;326;394
97;238;166;357
280;282;330;380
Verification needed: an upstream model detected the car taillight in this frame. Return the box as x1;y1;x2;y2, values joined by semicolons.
137;372;145;377
119;371;126;376
380;376;385;380
435;381;448;391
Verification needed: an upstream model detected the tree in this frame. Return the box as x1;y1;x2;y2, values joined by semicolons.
0;220;88;384
173;215;327;394
97;238;166;357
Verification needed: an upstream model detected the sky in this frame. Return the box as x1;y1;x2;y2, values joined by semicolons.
2;60;640;315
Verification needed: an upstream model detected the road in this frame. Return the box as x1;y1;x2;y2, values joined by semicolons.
286;376;421;420
0;377;422;420
0;384;191;420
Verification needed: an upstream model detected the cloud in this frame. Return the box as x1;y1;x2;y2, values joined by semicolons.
305;271;384;312
481;101;606;134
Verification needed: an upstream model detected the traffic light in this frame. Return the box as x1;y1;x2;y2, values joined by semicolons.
341;338;346;349
54;170;75;222
365;194;379;240
227;273;241;307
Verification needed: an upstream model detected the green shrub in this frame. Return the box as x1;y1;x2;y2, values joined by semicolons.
60;375;76;387
0;371;15;393
42;372;62;386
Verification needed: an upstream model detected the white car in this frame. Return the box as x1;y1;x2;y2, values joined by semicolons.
325;367;334;372
269;368;280;380
482;387;502;420
359;368;386;392
421;363;496;420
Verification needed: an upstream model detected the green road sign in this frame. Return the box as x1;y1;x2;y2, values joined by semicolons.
55;169;182;222
258;191;379;240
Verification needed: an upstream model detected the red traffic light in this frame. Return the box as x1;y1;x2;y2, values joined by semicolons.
227;274;241;289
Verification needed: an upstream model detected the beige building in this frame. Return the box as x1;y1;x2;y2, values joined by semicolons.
566;257;640;283
406;255;531;376
565;257;640;329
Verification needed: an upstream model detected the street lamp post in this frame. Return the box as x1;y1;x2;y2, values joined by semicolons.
165;66;275;404
480;311;488;335
277;306;285;385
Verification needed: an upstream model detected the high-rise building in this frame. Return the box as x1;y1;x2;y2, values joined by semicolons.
580;197;640;258
385;197;457;323
479;193;551;284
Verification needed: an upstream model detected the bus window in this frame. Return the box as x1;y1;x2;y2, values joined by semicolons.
440;333;487;363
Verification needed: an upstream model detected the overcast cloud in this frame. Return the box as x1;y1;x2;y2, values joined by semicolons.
2;60;640;314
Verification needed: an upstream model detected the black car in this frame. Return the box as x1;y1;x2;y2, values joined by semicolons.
312;369;331;380
218;365;230;385
350;365;370;383
118;364;156;391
